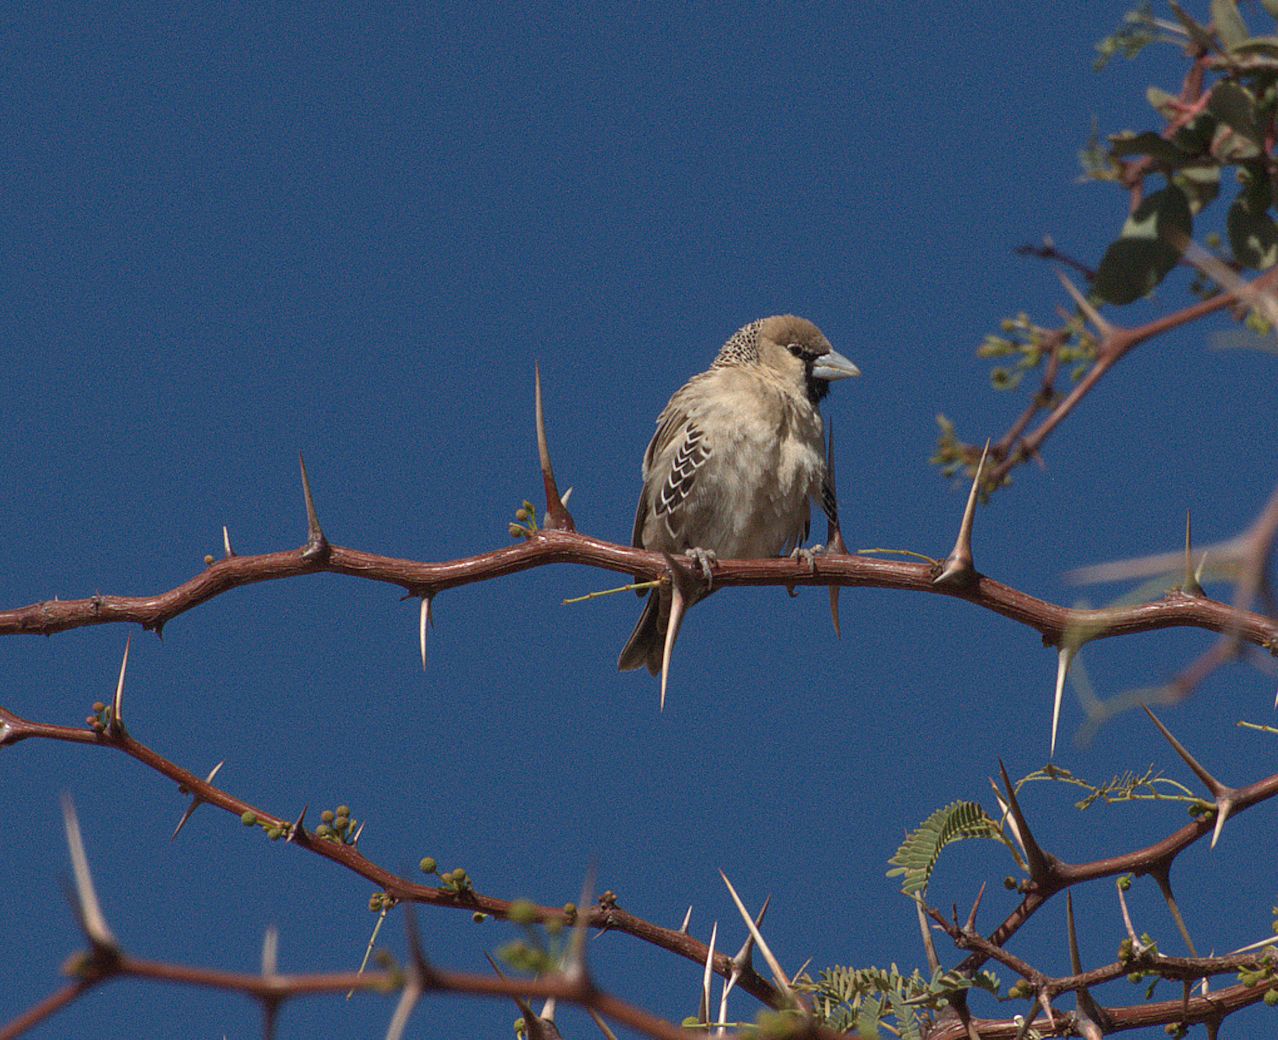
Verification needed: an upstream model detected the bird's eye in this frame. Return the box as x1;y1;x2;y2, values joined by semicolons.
787;343;807;358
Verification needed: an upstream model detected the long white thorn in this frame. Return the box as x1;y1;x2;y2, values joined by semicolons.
1051;645;1076;758
719;871;790;995
261;924;279;976
1211;799;1233;849
112;636;131;733
700;921;718;1025
660;585;687;713
62;794;117;949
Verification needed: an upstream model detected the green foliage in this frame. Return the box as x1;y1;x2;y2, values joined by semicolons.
1094;3;1160;70
497;899;568;978
800;963;1000;1037
976;311;1099;392
1093;186;1193;304
1091;2;1278;297
936;2;1278;495
1016;762;1203;811
887;801;1011;896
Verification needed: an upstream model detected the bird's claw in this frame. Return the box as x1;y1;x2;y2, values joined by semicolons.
790;545;824;575
684;548;718;590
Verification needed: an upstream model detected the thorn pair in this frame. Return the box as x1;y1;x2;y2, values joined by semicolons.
1142;705;1238;849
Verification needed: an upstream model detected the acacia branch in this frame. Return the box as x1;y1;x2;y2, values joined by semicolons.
985;265;1278;488
2;531;1274;656
0;702;780;1008
2;949;704;1040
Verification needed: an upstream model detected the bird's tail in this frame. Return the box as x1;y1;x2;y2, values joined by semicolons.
618;590;666;675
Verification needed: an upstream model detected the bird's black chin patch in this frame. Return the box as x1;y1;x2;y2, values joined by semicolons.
805;374;831;405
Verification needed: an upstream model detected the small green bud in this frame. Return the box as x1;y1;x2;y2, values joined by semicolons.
336;805;350;817
1117;875;1132;891
509;899;539;925
203;554;215;565
515;508;529;521
92;702;106;713
419;857;437;874
1265;988;1278;1006
1128;972;1143;984
316;824;331;837
321;810;335;823
266;827;282;840
472;912;488;923
241;811;257;826
509;523;524;538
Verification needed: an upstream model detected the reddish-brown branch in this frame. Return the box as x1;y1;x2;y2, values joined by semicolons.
0;980;99;1040
954;763;1278;984
2;952;704;1040
929;902;1275;996
0;703;779;1008
1;532;1274;656
926;977;1266;1038
987;266;1278;487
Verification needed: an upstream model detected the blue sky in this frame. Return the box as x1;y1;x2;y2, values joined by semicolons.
4;5;1277;1038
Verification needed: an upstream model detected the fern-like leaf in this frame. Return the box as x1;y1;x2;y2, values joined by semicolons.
887;801;1008;895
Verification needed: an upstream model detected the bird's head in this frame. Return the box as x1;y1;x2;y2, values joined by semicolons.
739;315;860;404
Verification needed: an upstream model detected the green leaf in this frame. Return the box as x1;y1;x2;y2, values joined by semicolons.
887;801;1007;895
1227;35;1278;64
1169;1;1221;51
1212;0;1250;48
1211;118;1263;160
856;997;882;1040
1109;130;1192;166
1207;81;1262;141
1174;164;1221;214
1228;186;1278;269
1093;186;1193;305
1172;111;1218;154
1146;86;1177;119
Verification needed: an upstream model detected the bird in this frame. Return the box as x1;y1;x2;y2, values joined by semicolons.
617;315;860;698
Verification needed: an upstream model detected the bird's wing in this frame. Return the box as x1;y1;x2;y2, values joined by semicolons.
654;421;711;524
633;388;713;547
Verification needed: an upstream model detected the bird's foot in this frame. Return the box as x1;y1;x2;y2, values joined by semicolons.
789;545;824;575
684;547;718;591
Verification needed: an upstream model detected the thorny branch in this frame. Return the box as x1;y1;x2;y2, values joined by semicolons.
0;701;780;1011
0;529;1274;653
0;945;707;1040
984;265;1278;489
8;14;1278;1035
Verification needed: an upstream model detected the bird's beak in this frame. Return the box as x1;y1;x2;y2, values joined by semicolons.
812;349;861;381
